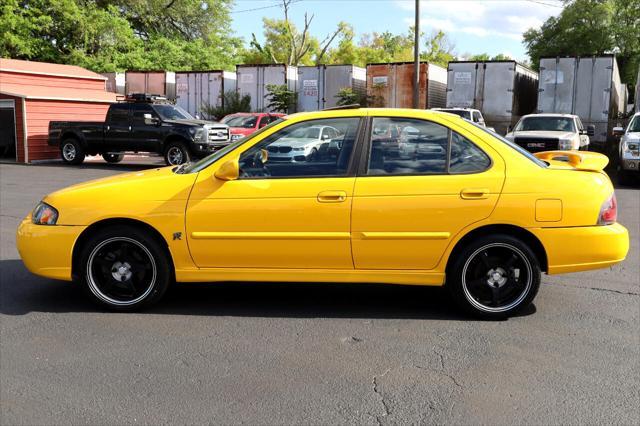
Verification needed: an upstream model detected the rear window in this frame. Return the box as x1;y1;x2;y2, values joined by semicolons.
469;122;548;168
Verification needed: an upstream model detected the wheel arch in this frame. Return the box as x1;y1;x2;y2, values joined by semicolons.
445;224;548;273
71;218;175;281
61;131;86;148
163;134;191;150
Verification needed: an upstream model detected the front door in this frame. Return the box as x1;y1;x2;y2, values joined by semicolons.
351;116;505;270
130;103;162;152
186;116;363;269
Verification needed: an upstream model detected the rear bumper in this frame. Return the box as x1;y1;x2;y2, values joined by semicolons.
16;217;85;281
531;223;629;274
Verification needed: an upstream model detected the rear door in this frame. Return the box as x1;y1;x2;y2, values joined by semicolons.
351;115;505;270
131;103;162;152
105;104;131;151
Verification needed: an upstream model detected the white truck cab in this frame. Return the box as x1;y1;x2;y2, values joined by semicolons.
613;112;640;185
505;113;594;153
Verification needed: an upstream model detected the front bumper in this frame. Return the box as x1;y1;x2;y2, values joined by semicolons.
16;216;85;281
192;142;230;156
531;223;629;274
620;158;639;172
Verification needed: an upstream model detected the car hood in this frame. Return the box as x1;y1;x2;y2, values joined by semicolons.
507;130;575;139
622;132;640;141
229;127;255;136
44;166;197;226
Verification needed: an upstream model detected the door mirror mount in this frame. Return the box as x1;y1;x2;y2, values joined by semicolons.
214;159;240;181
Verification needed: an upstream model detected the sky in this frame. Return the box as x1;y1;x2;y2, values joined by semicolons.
230;0;565;62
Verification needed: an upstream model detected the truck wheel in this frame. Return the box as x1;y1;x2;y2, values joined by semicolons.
164;142;191;166
61;139;85;165
102;153;124;163
447;234;541;320
78;225;172;311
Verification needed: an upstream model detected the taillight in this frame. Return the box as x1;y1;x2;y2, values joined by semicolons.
598;193;617;225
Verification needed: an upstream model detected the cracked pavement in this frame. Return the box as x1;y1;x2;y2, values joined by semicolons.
1;162;638;425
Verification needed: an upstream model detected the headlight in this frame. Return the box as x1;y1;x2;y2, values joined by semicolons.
32;202;58;225
623;140;639;154
558;138;574;149
292;147;305;151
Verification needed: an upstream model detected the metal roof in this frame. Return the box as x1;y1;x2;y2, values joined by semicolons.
0;83;117;103
0;58;107;81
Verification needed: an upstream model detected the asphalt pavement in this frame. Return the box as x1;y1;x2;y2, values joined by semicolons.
1;160;638;425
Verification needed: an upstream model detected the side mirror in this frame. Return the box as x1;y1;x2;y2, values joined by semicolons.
144;113;159;126
612;126;625;137
214;159;239;181
587;125;596;137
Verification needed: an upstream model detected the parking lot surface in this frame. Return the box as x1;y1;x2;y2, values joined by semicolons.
1;161;638;425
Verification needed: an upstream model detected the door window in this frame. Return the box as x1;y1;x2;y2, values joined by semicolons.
366;117;490;175
239;118;360;178
107;104;129;124
131;104;156;125
472;111;482;123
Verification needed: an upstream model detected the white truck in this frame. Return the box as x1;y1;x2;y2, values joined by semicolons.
613;112;640;185
504;113;594;153
431;108;496;132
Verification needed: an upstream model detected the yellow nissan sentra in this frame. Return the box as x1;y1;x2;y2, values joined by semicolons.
17;108;629;318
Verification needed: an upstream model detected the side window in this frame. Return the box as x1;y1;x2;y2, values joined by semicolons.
473;112;482;123
107;104;129;124
449;132;491;173
131;104;155;125
367;117;448;175
576;117;584;132
239;118;359;178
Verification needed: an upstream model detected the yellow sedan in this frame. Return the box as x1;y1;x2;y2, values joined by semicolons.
16;108;629;318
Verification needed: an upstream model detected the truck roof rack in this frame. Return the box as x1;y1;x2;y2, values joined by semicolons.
322;104;360;111
122;93;171;104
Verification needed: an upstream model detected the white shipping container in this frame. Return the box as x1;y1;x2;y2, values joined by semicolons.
175;71;237;119
236;64;298;113
537;55;623;144
101;72;126;94
446;60;539;134
296;65;366;112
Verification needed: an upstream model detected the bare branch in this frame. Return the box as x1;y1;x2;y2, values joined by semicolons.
316;26;344;64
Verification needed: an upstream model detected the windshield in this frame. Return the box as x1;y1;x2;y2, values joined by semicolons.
152;104;194;120
515;116;576;132
468;122;548;168
178;118;286;174
628;116;640;133
441;110;471;120
222;115;258;128
289;127;320;139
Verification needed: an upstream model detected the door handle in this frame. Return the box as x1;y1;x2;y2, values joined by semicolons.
106;125;110;131
128;126;132;131
317;190;347;203
460;188;489;199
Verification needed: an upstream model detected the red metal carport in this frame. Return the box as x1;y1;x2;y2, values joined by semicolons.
0;58;117;163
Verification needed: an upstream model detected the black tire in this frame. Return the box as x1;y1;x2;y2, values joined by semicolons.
77;225;172;311
102;153;124;163
164;141;191;166
60;139;85;165
447;234;541;319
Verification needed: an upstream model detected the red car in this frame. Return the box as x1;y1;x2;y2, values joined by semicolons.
221;113;285;141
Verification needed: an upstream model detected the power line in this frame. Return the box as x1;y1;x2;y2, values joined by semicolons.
232;0;305;14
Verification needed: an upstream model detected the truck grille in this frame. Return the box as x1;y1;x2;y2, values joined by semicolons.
514;137;559;153
207;128;229;143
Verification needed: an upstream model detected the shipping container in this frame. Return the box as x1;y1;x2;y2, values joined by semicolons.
537;55;623;144
446;60;538;135
296;65;366;111
636;68;640;113
125;71;176;100
175;71;237;119
236;64;298;113
366;62;447;109
101;72;126;94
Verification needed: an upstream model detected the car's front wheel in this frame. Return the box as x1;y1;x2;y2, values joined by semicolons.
78;225;171;311
447;234;541;319
102;153;124;163
164;141;191;166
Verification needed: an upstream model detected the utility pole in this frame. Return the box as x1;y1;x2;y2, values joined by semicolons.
413;0;420;109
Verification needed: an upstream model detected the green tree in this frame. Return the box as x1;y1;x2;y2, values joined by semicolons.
265;84;297;113
420;30;456;67
204;90;252;120
523;0;639;84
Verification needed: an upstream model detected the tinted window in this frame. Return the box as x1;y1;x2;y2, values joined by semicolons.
223;115;257;128
239;118;359;178
515;116;576;132
107;104;129;123
131;104;155;124
449;132;491;173
367;117;448;175
152;104;193;120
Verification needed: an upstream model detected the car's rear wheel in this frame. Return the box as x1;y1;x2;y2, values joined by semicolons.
78;226;171;311
164;141;191;166
447;234;541;319
61;139;85;165
102;153;124;163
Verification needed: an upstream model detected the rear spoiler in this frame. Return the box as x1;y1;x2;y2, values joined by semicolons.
534;151;609;172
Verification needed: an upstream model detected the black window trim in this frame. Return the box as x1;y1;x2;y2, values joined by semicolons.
235;116;366;181
357;116;493;177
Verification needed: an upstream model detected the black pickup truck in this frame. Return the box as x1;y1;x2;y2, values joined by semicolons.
48;95;230;165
